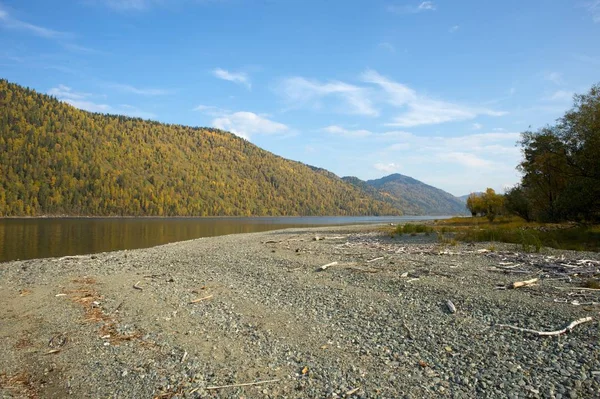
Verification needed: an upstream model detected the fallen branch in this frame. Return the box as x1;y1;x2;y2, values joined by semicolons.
189;295;213;304
496;317;593;336
446;300;456;314
366;257;384;263
133;281;143;291
206;378;280;390
510;278;538;289
316;261;338;272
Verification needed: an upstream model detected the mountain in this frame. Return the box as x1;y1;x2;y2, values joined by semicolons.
0;79;401;217
457;192;483;202
344;174;468;215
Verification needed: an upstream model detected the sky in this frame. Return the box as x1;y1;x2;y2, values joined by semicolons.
1;0;599;196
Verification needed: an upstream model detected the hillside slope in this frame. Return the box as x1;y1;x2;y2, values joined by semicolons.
344;174;467;215
0;79;401;216
366;174;467;215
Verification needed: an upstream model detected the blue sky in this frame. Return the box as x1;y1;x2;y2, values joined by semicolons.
1;0;599;196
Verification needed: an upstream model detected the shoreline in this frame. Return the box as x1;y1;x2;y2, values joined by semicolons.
1;225;599;398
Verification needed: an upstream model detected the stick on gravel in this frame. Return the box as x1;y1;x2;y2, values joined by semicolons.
496;317;593;336
510;278;538;289
446;300;456;313
206;378;281;390
316;261;338;271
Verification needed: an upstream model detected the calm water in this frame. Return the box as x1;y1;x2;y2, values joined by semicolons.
0;216;445;262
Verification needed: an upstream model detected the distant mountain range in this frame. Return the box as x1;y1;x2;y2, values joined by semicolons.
343;174;468;215
0;78;467;217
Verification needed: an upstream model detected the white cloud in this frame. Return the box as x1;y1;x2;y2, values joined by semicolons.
389;1;436;14
544;71;563;85
449;25;460;33
48;84;90;101
48;84;155;118
322;125;372;138
439;152;493;168
0;4;68;38
276;76;379;116
544;90;573;102
111;83;171;96
587;0;600;22
362;69;505;127
472;123;483;130
213;68;251;89
90;0;155;10
374;163;402;173
212;111;289;140
193;104;229;116
377;42;396;53
380;131;520;170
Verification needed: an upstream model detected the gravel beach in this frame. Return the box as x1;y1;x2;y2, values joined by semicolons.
1;224;599;398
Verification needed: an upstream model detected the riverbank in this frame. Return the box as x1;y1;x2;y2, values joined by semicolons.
1;225;599;398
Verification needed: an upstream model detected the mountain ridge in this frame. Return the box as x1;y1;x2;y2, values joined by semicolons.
0;79;400;217
343;173;468;216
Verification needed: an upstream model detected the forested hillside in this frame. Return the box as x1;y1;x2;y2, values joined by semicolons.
0;79;401;216
358;174;467;215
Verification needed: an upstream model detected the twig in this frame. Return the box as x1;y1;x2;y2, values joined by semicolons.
206;378;280;390
181;351;188;363
316;261;338;272
509;278;538;289
366;257;384;263
189;295;213;304
133;281;143;291
345;387;360;396
496;317;593;336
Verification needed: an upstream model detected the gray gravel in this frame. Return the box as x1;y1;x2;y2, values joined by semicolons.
1;224;599;398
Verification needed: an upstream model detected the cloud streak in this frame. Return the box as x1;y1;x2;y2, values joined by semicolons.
212;68;251;89
362;69;505;127
48;84;156;118
110;83;172;96
276;77;378;116
0;4;69;38
195;105;290;140
322;125;372;138
388;1;436;14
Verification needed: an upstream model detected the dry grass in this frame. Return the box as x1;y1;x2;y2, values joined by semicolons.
0;372;38;399
65;279;142;345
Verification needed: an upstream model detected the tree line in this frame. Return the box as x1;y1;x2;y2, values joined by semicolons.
466;83;600;223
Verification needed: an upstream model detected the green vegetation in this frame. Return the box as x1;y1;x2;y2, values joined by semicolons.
465;188;504;221
0;79;401;217
507;83;600;223
449;82;600;252
395;223;434;235
434;217;600;252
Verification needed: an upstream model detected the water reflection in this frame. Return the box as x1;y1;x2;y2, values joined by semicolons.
0;216;444;262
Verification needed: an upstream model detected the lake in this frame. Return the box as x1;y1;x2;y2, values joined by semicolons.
0;216;446;262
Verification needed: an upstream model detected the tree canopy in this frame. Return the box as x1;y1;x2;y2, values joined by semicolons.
509;83;600;222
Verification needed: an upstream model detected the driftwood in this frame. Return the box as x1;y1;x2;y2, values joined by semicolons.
496;316;593;336
316;261;338;272
206;378;280;390
446;300;456;314
189;295;213;304
509;278;538;289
